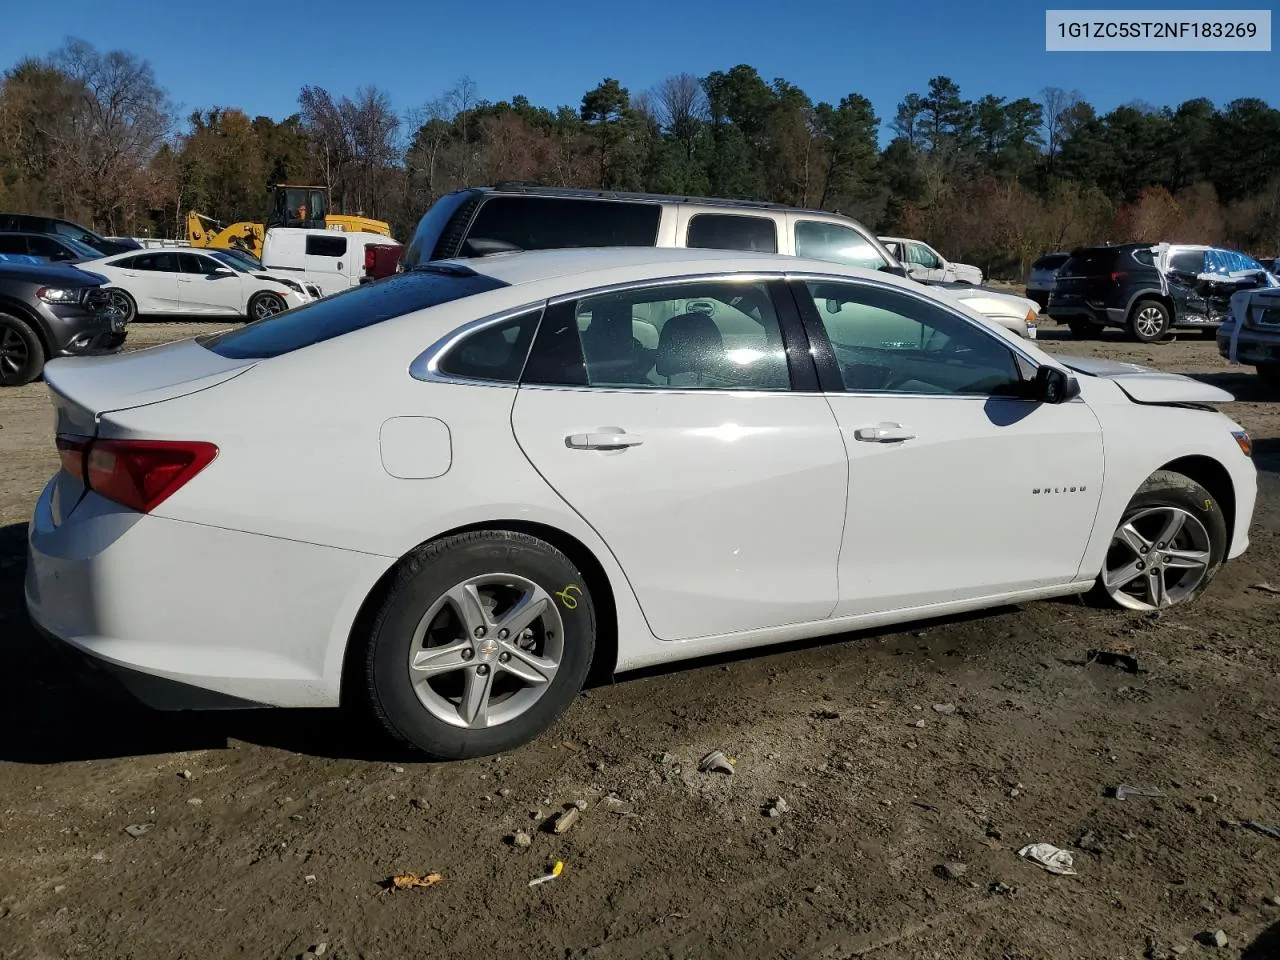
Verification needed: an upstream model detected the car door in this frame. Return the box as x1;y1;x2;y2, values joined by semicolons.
509;274;849;642
1204;248;1269;321
1163;248;1208;322
789;276;1104;616
115;252;181;312
178;253;245;315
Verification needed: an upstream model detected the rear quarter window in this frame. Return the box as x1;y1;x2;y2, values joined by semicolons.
686;214;778;253
1062;248;1120;274
463;196;660;254
200;266;509;360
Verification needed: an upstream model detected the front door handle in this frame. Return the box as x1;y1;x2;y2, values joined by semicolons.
565;430;645;451
854;422;915;443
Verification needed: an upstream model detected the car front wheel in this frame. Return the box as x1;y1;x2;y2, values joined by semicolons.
364;530;596;760
0;313;44;387
248;292;287;320
1095;470;1226;611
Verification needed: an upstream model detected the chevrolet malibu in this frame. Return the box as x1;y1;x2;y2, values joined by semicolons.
26;248;1257;759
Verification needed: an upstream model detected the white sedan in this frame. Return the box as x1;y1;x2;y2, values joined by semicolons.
880;236;984;285
27;248;1257;759
76;249;318;322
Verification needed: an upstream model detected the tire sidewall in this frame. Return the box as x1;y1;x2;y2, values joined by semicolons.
369;533;595;759
1129;299;1170;343
0;314;44;387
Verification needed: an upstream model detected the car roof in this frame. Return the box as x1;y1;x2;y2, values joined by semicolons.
437;245;904;290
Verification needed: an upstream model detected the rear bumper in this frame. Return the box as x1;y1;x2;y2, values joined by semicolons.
25;478;392;710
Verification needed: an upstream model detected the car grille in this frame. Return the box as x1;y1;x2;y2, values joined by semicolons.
84;288;117;315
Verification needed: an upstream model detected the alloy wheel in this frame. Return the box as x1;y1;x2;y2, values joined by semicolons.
0;326;29;377
252;295;285;319
1102;506;1212;610
1134;306;1165;340
407;573;564;729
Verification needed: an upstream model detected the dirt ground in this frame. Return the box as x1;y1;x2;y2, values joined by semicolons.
1;318;1278;960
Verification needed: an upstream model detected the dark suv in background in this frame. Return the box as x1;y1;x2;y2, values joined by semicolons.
0;213;141;257
1047;242;1274;342
0;259;126;386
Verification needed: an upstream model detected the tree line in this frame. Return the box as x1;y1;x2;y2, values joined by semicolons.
2;39;1278;277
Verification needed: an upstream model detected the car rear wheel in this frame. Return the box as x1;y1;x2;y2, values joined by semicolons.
0;313;45;387
248;292;287;321
1066;319;1103;339
364;530;596;760
1128;299;1171;342
1094;470;1226;611
106;288;137;324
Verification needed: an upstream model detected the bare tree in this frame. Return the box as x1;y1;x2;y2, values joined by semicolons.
1040;86;1082;165
445;76;478;182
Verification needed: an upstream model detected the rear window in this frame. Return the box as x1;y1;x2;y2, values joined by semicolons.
1032;254;1069;270
463;196;660;255
199;266;509;360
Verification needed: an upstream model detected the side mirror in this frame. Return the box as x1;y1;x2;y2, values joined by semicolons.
1033;365;1081;404
212;266;235;276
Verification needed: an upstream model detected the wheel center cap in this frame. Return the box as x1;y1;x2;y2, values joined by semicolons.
476;638;499;660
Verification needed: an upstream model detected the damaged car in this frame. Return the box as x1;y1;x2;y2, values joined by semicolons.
1048;243;1276;343
1218;284;1280;385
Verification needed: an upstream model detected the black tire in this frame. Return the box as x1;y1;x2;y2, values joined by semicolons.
1089;469;1227;609
248;291;287;321
1067;319;1103;339
1127;298;1171;343
364;530;596;760
105;287;137;324
1256;363;1280;386
0;313;45;387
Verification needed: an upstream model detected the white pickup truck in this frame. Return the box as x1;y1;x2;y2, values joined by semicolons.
261;228;403;298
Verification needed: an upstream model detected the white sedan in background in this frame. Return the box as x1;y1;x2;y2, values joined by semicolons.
28;248;1256;760
76;249;317;322
880;236;984;285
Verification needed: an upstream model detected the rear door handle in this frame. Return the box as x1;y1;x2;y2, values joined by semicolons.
854;423;915;443
565;430;645;451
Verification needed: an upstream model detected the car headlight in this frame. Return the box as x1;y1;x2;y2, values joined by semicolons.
37;287;82;304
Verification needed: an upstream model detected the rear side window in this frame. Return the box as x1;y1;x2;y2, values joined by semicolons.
200;266;510;360
1032;254;1069;270
134;252;180;272
687;214;777;253
1062;248;1119;274
437;309;542;382
306;235;347;258
464;196;660;255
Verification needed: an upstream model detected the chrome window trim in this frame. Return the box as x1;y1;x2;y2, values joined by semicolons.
544;270;785;307
409;302;546;386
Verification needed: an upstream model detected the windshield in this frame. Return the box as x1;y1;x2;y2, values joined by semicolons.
62;236;104;259
210;251;253;273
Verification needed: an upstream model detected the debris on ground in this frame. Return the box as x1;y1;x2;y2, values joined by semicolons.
932;703;957;716
1076;832;1105;855
1085;648;1142;673
698;750;735;775
1264;894;1280;907
498;788;512;798
935;861;967;880
1112;784;1165;801
1195;930;1229;948
911;719;926;728
186;798;203;806
382;872;443;892
123;824;153;839
390;766;405;774
303;874;316;884
552;807;581;835
528;860;564;887
653;752;675;765
1017;843;1078;875
410;797;429;810
601;795;637;817
989;880;1015;896
1251;582;1280;595
178;770;193;780
811;709;840;720
299;942;328;960
764;797;790;818
509;831;533;849
1220;819;1280;841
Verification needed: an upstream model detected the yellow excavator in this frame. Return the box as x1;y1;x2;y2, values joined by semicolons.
186;184;392;259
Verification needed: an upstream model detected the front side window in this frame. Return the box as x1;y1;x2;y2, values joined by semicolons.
180;253;220;274
686;214;777;253
802;280;1023;396
523;278;790;391
795;220;888;270
436;310;541;383
306;235;347;258
1168;249;1206;276
908;243;942;269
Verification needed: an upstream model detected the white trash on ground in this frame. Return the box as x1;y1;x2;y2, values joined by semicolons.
1017;843;1078;875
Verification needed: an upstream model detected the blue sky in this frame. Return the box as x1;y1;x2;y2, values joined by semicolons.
2;0;1275;143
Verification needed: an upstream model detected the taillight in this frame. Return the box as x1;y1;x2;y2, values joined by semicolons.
56;435;89;482
1111;271;1127;282
55;436;218;513
364;246;376;274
